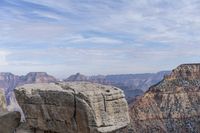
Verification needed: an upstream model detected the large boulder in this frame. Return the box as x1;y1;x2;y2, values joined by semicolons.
15;82;130;133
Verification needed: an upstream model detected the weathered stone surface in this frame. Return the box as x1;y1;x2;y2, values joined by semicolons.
15;82;130;133
128;64;200;133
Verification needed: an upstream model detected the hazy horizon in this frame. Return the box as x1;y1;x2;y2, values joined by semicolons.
1;0;200;78
0;69;170;79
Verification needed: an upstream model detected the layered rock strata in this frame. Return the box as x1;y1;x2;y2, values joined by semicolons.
128;64;200;133
15;82;130;133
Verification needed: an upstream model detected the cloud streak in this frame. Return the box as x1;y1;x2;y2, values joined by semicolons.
1;0;200;78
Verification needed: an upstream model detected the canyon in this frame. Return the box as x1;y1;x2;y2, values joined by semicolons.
0;64;199;132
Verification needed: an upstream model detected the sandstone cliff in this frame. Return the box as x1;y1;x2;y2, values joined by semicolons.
128;64;200;133
15;82;130;133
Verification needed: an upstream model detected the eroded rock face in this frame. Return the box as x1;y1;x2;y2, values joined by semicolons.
128;64;200;133
15;82;130;133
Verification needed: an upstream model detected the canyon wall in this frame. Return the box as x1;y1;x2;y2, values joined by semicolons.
128;64;200;133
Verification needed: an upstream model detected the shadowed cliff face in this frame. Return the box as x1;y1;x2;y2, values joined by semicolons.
128;64;200;133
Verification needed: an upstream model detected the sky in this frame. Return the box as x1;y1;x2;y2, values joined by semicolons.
1;0;200;78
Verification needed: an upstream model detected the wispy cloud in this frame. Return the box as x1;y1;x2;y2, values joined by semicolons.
1;0;200;77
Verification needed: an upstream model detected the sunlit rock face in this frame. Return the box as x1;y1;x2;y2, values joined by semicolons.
128;64;200;133
15;82;130;133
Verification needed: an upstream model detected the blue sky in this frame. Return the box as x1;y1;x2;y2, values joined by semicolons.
1;0;200;78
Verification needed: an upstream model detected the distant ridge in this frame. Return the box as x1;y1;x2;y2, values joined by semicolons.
64;71;170;102
0;71;170;105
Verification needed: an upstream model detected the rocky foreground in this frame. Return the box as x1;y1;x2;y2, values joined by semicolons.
15;82;130;133
127;64;200;133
